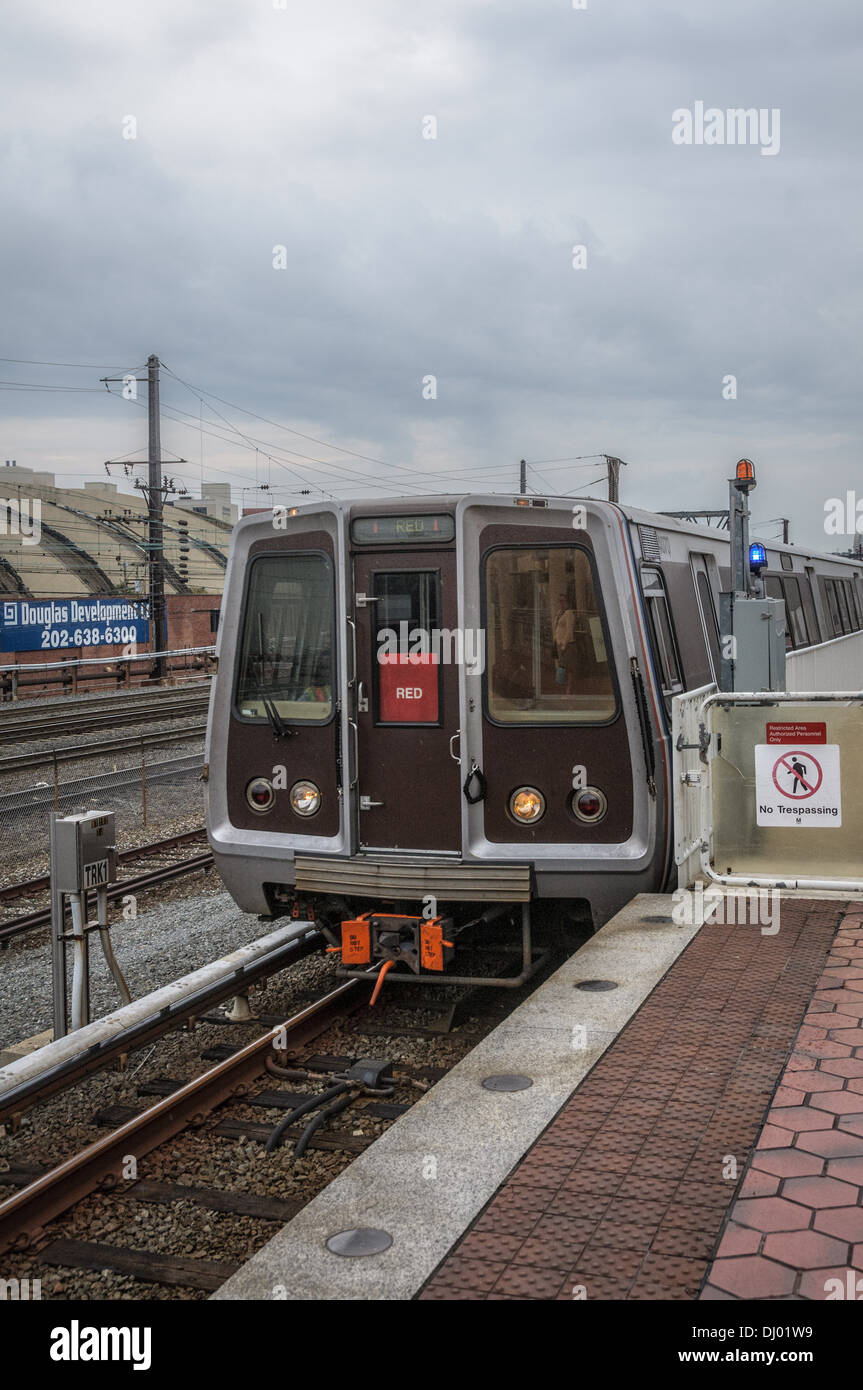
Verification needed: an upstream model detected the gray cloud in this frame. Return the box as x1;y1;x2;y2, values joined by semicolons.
0;0;860;543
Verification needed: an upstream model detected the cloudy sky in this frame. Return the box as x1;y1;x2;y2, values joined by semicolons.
1;0;860;546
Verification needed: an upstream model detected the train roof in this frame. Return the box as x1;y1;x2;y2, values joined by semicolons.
246;491;862;574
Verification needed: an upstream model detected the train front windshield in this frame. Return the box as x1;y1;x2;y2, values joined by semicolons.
235;553;334;721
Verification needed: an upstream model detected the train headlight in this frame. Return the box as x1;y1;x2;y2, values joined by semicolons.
290;780;321;817
246;777;275;813
509;787;546;824
572;786;607;824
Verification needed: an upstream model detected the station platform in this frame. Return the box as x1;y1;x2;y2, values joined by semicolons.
213;890;863;1302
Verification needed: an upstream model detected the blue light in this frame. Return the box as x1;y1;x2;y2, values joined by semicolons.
749;542;767;570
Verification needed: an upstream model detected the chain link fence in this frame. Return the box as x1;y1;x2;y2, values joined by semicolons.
0;729;206;878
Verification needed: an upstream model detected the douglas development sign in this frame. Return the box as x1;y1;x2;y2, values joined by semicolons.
0;599;150;653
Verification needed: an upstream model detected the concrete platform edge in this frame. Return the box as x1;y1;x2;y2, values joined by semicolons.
212;893;701;1301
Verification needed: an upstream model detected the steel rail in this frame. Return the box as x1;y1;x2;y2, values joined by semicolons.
0;695;210;745
0;828;207;906
0;925;324;1129
0;849;214;945
0;973;359;1255
0;721;207;773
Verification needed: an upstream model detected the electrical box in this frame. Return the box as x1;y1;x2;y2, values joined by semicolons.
719;594;786;692
52;811;117;893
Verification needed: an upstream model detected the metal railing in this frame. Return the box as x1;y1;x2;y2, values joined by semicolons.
671;683;715;889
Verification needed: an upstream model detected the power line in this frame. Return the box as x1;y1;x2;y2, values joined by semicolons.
0;357;146;370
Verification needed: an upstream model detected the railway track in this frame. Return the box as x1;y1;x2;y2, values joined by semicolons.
0;923;561;1296
0;685;210;746
0;974;361;1263
0;829;213;945
0;723;207;775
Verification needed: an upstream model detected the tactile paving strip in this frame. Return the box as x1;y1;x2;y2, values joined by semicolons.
702;910;863;1300
419;899;851;1300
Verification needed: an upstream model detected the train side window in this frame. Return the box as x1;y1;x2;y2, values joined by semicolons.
235;552;334;722
850;580;863;629
820;578;843;637
641;568;683;707
484;545;616;724
781;576;809;648
840;579;861;631
765;575;793;650
692;562;722;680
798;574;820;645
836;580;854;634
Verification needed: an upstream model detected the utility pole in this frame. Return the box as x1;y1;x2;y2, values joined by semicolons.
102;354;184;682
147;355;167;678
781;518;790;545
519;459;527;495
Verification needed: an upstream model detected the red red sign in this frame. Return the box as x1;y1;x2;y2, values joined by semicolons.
766;722;827;745
378;653;439;722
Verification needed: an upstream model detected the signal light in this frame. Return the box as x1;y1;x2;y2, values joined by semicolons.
749;541;767;573
736;458;755;482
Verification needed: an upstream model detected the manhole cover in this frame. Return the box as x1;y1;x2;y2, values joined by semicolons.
574;979;619;991
326;1228;393;1257
481;1073;533;1092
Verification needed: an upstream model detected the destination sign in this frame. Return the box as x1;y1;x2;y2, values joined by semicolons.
351;514;455;545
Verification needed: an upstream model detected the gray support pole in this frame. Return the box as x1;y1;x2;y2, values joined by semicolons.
49;812;68;1040
147;354;167;679
519;458;526;494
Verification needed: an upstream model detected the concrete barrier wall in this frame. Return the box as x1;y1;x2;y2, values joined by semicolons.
787;629;863;692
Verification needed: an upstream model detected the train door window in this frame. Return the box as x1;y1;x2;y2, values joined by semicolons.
765;575;793;650
235;553;334;721
781;576;809;648
799;573;820;645
641;567;683;710
484;545;616;723
372;570;441;725
691;555;722;680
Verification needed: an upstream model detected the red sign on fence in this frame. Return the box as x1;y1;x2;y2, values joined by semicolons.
766;722;827;745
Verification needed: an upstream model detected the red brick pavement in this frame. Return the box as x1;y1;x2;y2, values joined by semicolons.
702;909;863;1300
418;899;855;1301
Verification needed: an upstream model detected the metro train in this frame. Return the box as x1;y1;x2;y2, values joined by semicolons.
204;486;863;989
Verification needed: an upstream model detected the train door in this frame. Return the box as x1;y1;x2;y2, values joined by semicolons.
691;552;722;681
352;548;461;851
475;529;634;847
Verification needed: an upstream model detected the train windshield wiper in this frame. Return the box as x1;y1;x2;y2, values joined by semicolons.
261;690;296;739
